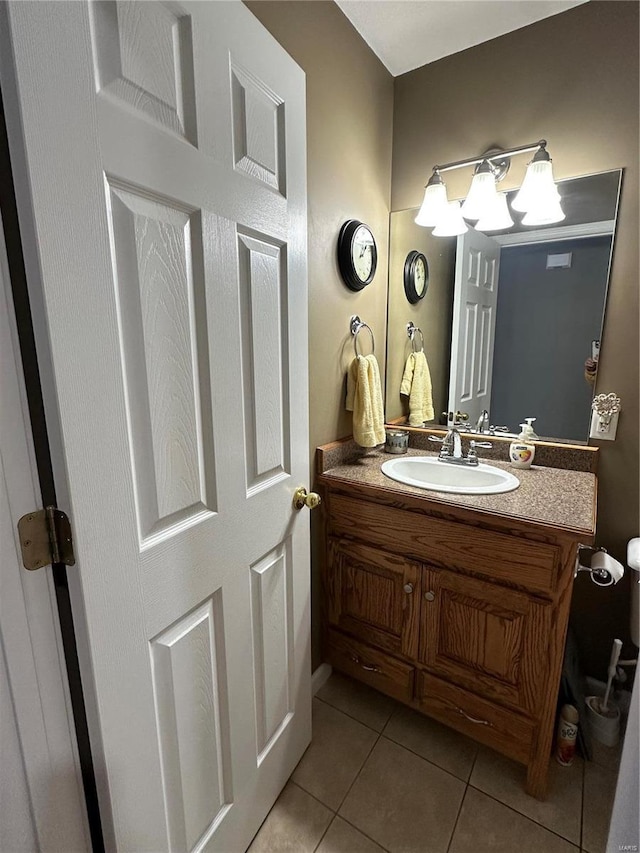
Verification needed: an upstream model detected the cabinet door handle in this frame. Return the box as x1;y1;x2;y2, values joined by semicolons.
351;654;382;673
456;707;492;727
403;583;414;594
424;591;435;601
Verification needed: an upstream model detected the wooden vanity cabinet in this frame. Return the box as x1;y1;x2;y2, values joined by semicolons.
319;480;588;800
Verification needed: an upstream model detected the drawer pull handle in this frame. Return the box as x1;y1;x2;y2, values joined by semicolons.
456;707;492;727
351;654;382;674
424;591;435;602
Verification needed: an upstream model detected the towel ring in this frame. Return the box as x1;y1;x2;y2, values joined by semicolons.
350;315;375;357
407;321;424;353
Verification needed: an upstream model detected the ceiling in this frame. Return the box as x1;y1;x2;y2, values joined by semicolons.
335;0;588;76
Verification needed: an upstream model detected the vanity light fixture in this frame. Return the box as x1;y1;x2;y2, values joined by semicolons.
460;160;498;221
415;140;564;235
475;192;514;232
432;201;468;237
414;170;449;226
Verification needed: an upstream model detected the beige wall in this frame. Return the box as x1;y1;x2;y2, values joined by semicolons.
246;1;394;458
246;1;394;668
392;1;639;677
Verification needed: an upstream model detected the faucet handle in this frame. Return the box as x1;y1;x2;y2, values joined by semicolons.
428;436;445;443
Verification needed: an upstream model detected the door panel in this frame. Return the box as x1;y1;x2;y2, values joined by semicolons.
151;595;232;852
449;229;500;424
238;230;291;493
251;540;294;762
107;181;216;542
2;2;309;850
91;1;198;144
420;566;550;714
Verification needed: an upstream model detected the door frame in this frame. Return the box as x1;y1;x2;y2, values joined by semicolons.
0;79;106;851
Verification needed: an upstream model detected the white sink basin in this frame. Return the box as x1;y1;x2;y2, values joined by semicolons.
381;456;520;495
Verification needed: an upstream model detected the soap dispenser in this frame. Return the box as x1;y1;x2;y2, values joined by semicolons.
509;422;536;469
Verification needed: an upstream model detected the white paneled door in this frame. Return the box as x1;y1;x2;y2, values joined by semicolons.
449;228;501;426
2;2;310;850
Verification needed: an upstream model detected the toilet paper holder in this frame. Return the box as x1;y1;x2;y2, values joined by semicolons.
575;544;624;586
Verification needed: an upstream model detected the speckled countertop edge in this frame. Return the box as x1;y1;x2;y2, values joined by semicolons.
318;446;596;536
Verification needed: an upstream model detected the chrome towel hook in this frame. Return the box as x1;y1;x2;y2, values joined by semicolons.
350;315;375;357
406;321;425;353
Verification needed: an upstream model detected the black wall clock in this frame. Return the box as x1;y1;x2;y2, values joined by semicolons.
403;250;429;304
337;220;377;291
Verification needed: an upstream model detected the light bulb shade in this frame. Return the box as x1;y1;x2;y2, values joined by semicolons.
512;159;560;213
522;197;566;226
475;192;514;231
415;182;449;227
432;201;468;237
461;168;498;220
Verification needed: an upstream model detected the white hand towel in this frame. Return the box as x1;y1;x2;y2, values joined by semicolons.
401;351;434;426
346;354;385;447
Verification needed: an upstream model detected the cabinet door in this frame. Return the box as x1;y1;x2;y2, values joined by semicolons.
327;538;420;659
420;567;551;714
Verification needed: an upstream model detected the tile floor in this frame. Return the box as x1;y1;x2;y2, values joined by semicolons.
248;672;621;853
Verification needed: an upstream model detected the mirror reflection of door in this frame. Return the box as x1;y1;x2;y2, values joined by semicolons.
449;229;501;428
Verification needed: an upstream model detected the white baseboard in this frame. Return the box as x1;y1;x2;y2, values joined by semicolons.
311;663;332;695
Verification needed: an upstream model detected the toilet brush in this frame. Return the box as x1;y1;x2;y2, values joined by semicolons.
585;639;623;746
598;638;622;714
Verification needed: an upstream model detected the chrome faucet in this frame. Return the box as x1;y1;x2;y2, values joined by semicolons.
441;427;463;460
475;410;489;433
429;427;492;466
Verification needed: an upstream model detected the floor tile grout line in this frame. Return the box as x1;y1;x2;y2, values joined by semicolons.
334;723;383;814
338;813;393;852
467;744;480;783
380;731;477;787
314;694;396;736
467;781;583;847
311;813;335;853
445;781;469;853
288;779;338;817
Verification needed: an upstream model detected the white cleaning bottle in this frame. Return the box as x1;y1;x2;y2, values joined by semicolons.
509;423;536;469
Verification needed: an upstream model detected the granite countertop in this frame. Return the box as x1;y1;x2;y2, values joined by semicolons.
319;447;597;536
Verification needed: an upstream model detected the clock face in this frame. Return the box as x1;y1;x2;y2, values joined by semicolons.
414;256;427;296
337;220;378;291
353;225;375;281
403;251;429;303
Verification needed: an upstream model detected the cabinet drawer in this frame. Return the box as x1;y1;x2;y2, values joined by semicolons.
328;494;560;596
416;670;534;765
327;630;414;703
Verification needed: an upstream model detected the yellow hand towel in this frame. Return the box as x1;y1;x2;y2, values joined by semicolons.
401;351;434;426
346;354;386;447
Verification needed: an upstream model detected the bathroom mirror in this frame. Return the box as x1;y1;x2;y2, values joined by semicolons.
385;170;623;442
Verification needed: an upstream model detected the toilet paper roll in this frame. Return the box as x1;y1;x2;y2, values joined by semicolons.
590;551;625;586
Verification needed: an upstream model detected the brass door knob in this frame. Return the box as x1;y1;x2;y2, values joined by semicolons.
293;486;322;511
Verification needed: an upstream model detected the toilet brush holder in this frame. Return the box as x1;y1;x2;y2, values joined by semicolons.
585;696;620;747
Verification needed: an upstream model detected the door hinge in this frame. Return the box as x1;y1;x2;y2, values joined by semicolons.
17;507;76;571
